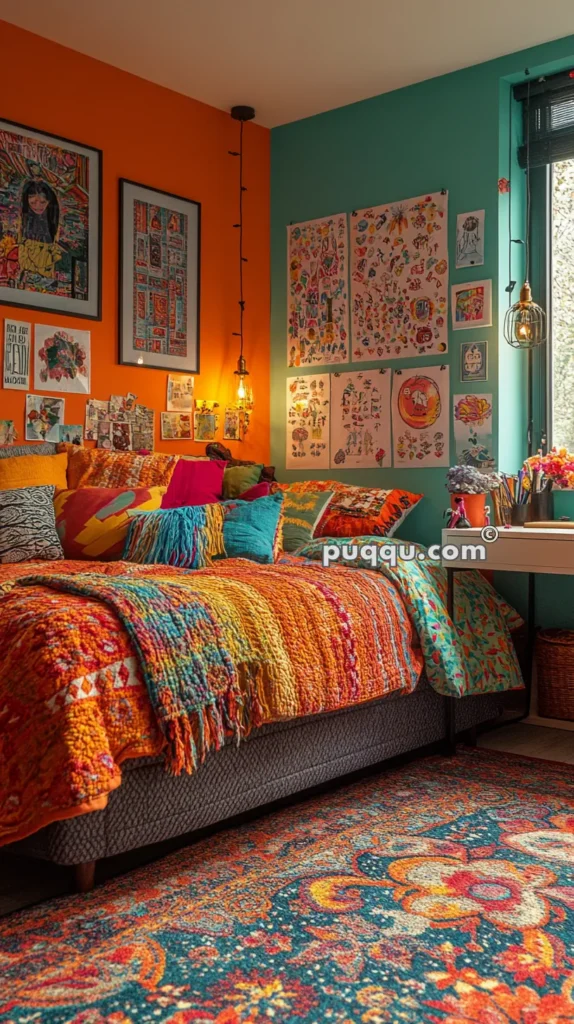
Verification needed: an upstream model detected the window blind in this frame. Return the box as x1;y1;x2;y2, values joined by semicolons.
514;71;574;168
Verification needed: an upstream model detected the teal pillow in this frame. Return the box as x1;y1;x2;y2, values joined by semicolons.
123;504;225;567
222;464;263;499
221;492;284;564
281;489;334;552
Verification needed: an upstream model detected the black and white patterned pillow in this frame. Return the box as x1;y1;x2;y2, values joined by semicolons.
0;443;57;460
0;485;64;563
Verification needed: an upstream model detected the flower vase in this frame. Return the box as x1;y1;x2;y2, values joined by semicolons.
450;492;486;527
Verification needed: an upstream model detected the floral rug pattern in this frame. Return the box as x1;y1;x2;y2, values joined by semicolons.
1;748;573;1023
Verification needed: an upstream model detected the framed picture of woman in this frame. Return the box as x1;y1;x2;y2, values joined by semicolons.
119;179;200;373
0;118;102;319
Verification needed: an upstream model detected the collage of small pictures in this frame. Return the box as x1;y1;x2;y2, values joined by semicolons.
287;193;494;472
0;318;245;449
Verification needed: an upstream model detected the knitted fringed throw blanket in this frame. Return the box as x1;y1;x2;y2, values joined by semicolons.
17;572;242;775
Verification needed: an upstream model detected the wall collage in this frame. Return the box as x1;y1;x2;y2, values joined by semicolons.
286;195;494;472
0;117;246;450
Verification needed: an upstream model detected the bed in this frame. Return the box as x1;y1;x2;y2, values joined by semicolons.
0;544;523;890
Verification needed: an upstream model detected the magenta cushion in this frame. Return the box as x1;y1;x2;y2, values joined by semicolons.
238;482;271;501
161;459;226;508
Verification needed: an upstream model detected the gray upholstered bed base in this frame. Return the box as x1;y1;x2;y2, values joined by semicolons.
10;681;502;868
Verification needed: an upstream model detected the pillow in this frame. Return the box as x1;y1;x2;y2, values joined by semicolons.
123;504;225;568
222;464;263;499
0;442;57;459
0;485;64;563
238;482;271;501
221;492;284;564
281;489;334;552
161;459;226;508
315;486;422;538
0;452;68;492
63;446;179;489
54;486;166;560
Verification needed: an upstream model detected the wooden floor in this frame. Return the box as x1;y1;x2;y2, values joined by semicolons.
478;722;574;763
1;723;571;917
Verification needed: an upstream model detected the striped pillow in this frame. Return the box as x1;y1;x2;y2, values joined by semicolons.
0;485;64;563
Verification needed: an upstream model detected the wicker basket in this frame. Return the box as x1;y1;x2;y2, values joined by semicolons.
536;629;574;721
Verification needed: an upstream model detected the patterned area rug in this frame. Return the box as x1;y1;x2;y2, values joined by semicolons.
1;748;573;1023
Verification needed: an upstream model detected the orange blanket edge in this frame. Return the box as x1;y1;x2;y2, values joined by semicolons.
0;776;122;850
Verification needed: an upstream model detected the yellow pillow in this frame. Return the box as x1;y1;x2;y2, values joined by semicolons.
0;452;68;492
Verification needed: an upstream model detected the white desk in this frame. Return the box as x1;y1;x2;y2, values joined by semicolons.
441;525;574;732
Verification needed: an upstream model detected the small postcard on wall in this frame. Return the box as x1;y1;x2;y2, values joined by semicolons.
456;210;485;268
3;319;30;390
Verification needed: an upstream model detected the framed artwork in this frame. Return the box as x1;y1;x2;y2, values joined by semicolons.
460;340;488;382
119;179;200;373
451;280;492;330
0;118;101;319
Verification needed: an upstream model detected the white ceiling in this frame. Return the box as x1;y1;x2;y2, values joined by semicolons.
2;1;574;127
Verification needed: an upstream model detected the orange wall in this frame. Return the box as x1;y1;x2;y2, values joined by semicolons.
0;21;270;461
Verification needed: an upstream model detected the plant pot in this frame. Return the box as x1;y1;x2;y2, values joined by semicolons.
450;492;486;527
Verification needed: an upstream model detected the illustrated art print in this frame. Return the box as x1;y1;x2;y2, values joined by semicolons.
119;180;200;373
287;214;349;367
286;374;330;469
351;191;448;361
98;420;132;451
25;393;65;442
451;279;492;330
194;411;218;442
0;420;17;445
34;324;90;393
454;393;495;468
0;119;101;318
3;318;30;390
84;399;109;441
167;373;194;411
223;407;245;441
161;412;193;440
58;424;83;445
391;365;449;467
456;210;485;268
461;340;488;382
330;369;391;469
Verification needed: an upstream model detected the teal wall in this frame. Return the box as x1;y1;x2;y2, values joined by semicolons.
270;34;574;624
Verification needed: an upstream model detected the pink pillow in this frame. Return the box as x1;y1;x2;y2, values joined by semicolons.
161;459;226;508
238;482;272;501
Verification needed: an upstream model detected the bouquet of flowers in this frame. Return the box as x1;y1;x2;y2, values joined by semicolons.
525;447;574;489
446;465;501;494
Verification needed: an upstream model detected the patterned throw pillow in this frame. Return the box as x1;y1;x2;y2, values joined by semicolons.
63;446;179;489
54;486;166;560
281;489;334;552
123;504;225;568
315;485;422;538
0;485;64;563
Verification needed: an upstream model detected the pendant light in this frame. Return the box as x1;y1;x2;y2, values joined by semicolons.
504;78;547;349
228;105;255;433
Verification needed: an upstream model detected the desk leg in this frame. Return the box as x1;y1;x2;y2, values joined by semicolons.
444;568;456;756
525;572;535;716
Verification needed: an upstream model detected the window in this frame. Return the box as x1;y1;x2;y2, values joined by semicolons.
551;159;574;450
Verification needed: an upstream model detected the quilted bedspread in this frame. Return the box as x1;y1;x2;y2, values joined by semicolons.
0;556;424;846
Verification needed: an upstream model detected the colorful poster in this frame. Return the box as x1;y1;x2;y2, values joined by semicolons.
58;424;83;445
391;365;449;467
286;374;330;469
461;340;488;382
34;325;90;394
25;394;65;442
453;393;494;468
330;369;391;469
132;406;155;450
0;420;17;444
167;374;194;411
161;412;193;440
351;191;448;361
119;181;199;373
85;399;109;440
3;319;30;390
451;280;492;330
0;119;100;318
456;210;485;268
194;412;218;441
223;408;245;441
98;421;132;451
287;214;349;367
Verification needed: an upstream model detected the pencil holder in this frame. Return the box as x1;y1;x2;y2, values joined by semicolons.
511;504;529;526
529;492;554;522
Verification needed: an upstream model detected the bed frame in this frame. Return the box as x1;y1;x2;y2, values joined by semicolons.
9;681;503;891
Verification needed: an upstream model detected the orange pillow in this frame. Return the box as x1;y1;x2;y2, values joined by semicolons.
0;452;68;492
306;484;422;538
54;486;166;560
63;446;179;489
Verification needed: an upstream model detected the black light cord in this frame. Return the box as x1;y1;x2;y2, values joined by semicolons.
525;77;531;283
238;118;245;360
